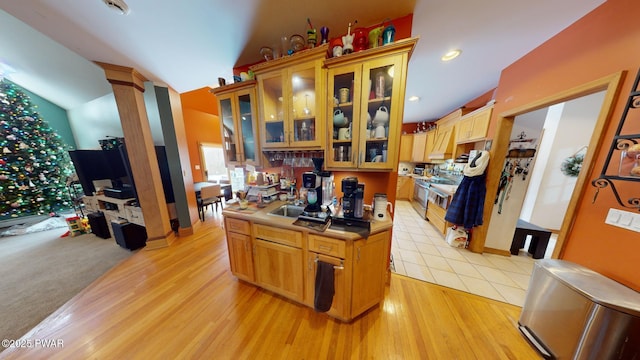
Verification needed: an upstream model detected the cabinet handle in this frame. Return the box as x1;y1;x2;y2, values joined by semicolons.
318;245;332;251
357;248;361;261
314;256;344;270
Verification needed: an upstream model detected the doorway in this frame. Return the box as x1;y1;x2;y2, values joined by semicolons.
486;92;606;257
477;71;624;258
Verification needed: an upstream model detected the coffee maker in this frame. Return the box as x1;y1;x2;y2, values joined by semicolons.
341;177;358;218
302;172;322;213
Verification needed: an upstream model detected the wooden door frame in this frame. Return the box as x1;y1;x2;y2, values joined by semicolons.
470;71;625;257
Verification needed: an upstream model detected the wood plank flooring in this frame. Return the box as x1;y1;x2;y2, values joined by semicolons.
0;213;540;359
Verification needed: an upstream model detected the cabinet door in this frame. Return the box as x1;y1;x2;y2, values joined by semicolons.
289;62;323;147
411;133;426;162
399;134;413;162
254;239;304;302
456;117;474;143
236;89;260;166
219;96;240;164
258;71;287;148
326;64;362;168
305;253;348;320
351;230;389;317
469;107;491;140
358;55;404;170
226;231;255;282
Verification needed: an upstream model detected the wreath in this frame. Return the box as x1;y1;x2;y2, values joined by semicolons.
561;153;584;177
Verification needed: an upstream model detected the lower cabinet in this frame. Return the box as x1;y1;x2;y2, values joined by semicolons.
225;218;255;282
427;203;448;235
223;215;390;321
253;224;304;303
306;252;348;319
351;231;388;316
254;239;304;302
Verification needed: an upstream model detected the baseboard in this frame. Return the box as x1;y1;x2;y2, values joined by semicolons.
483;247;512;257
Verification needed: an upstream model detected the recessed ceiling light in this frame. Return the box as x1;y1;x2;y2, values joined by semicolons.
408;96;420;102
441;49;462;62
103;0;130;15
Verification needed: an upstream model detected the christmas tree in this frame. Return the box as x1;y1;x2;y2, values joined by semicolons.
0;79;73;220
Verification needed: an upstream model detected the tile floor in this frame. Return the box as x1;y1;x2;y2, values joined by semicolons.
391;200;557;307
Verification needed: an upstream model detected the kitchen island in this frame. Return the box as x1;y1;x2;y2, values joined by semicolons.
222;200;393;322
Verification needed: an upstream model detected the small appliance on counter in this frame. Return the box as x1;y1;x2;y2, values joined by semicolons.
341;177;359;218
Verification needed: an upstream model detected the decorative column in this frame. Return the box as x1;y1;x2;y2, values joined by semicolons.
96;62;175;249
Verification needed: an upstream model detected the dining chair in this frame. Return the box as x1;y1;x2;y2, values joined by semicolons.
198;184;222;221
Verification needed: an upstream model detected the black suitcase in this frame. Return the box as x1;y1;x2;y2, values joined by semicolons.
87;212;110;239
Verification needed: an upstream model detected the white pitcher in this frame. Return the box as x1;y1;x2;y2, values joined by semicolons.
373;193;393;221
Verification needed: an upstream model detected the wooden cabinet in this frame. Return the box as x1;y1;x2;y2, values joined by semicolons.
351;231;389;316
325;38;417;170
224;218;255;282
395;176;414;200
456;105;492;144
251;46;327;149
427;202;449;235
222;212;391;322
254;238;304;302
306;231;390;321
211;81;261;166
253;224;304;302
399;133;413;162
306;235;348;319
411;132;426;162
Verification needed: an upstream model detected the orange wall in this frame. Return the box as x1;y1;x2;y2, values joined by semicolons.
491;0;640;290
181;87;221;183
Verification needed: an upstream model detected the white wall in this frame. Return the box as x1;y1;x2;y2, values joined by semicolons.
67;86;168;150
525;91;604;229
67;93;122;149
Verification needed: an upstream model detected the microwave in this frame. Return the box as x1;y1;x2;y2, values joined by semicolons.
413;168;425;176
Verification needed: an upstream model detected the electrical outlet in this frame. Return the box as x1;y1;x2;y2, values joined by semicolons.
605;208;640;233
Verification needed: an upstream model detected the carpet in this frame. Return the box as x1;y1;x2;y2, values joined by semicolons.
0;225;132;344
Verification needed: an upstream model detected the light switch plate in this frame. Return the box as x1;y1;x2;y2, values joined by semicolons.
605;208;640;233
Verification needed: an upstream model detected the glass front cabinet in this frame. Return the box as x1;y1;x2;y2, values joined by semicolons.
211;80;260;167
251;46;327;149
324;38;417;170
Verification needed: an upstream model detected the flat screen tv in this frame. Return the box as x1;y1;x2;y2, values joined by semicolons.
69;145;174;204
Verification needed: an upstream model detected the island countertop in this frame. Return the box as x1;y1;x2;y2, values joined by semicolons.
221;200;393;240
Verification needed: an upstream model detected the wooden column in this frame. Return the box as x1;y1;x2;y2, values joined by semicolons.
96;62;175;249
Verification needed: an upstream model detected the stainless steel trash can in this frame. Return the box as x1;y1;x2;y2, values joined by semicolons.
519;259;640;359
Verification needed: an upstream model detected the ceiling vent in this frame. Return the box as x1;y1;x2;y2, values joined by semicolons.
103;0;130;15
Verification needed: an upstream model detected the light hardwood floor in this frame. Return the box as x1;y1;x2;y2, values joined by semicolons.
1;212;540;359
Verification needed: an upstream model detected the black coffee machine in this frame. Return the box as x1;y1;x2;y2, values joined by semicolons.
301;157;325;213
341;177;358;218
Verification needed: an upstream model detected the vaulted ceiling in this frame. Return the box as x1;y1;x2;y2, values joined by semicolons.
0;0;605;122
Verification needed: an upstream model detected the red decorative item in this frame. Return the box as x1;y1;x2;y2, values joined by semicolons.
353;28;368;52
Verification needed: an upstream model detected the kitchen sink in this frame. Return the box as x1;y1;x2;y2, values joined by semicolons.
268;204;306;218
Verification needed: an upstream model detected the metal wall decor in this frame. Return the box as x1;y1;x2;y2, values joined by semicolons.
591;68;640;211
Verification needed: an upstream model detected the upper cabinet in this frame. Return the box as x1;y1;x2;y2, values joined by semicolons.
325;38;418;170
455;104;493;144
251;46;327;149
429;108;469;161
399;133;413;162
211;81;261;167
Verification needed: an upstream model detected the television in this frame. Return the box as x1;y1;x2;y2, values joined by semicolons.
70;145;175;204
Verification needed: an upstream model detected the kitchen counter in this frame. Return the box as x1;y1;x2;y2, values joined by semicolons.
430;183;458;196
222;200;393;239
